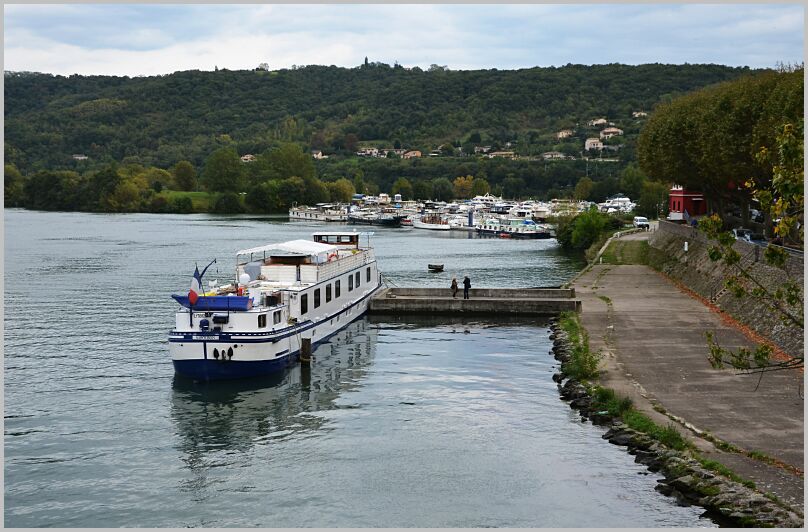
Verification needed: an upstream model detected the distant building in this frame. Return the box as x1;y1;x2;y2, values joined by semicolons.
542;151;567;160
474;146;492;154
555;129;574;139
585;138;604;151
600;127;624;139
356;147;379;157
311;150;328;159
487;151;515;159
240;154;256;163
403;150;422;159
72;154;89;161
632;111;648;118
428;150;442;157
668;185;707;223
386;148;406;156
588;118;608;127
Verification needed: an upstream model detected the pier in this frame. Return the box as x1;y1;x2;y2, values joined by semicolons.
369;287;580;316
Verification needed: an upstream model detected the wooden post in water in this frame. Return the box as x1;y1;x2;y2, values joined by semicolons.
300;337;312;364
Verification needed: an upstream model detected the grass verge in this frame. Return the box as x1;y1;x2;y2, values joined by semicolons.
558;311;601;381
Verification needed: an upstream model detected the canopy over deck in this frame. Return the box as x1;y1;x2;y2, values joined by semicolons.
236;239;338;263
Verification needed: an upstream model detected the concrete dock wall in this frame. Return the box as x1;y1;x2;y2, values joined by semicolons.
369;288;581;316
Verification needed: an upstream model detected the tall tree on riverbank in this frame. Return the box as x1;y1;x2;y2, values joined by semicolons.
638;68;803;217
699;121;804;374
202;147;244;192
173;160;197;191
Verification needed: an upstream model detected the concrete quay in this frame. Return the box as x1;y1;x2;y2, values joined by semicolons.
368;287;580;316
573;230;804;512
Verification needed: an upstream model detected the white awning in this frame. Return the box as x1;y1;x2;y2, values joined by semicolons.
236;239;337;258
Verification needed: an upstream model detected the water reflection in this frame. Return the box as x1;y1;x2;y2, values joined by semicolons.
170;319;377;456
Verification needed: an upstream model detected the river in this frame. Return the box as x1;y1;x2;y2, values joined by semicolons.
3;209;715;527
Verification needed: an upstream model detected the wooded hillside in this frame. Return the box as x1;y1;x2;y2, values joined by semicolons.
5;63;756;173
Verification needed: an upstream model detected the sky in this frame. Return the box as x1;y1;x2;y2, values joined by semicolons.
3;3;804;76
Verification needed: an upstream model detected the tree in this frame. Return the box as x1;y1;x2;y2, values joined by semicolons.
278;176;307;208
391;177;413;200
570;207;606;249
344;133;359;152
302;175;329;205
264;143;315;182
635;181;668;219
574;176;594;201
619;164;647;200
4;163;25;206
699;121;803;374
502;176;525;199
211;192;245;214
432;178;454;201
246;180;283;213
468;132;482;144
470;177;490;197
412;180;432;200
452;175;473;199
202;147;243;192
173;160;197;191
327;178;355;203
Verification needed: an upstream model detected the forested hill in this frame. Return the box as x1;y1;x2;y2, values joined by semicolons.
5;63;756;172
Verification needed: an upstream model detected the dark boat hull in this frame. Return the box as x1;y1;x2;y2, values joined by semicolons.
348;215;404;227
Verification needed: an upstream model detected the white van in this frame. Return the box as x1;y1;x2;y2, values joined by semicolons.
633;216;649;229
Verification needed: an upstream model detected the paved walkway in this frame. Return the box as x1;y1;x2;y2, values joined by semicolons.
572;233;804;511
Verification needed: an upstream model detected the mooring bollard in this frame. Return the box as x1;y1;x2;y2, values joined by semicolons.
300;337;312;364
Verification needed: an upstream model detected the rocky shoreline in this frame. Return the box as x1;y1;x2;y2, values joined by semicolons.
548;317;804;528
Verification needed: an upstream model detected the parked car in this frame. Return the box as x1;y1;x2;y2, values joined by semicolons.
732;228;753;242
633;216;650;229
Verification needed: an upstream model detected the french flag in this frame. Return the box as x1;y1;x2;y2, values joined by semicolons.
188;265;202;305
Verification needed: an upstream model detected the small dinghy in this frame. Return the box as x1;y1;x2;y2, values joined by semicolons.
428;264;444;272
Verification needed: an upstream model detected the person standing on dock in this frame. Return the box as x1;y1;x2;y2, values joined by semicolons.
463;276;471;299
451;277;458;298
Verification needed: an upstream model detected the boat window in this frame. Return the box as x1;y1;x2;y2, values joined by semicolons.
326;284;332;302
314;288;321;308
258;314;267;328
301;293;308;315
355;271;360;287
348;275;353;291
273;310;281;324
335;280;341;298
366;267;371;282
340;235;352;243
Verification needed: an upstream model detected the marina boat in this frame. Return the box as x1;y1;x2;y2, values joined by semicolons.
169;231;382;381
413;213;451;231
289;203;348;222
347;208;405;227
427;264;444;272
476;218;554;239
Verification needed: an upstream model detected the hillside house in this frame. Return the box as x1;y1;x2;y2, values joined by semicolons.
474;146;492;154
542;151;567;160
585;138;603;151
311;150;328;159
72;154;89;161
588;118;608;127
240;154;256;163
555;129;574;139
403;150;422;159
600;127;624;139
632;111;648;118
356;147;380;157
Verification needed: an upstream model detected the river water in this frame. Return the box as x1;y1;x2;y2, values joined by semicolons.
4;209;715;527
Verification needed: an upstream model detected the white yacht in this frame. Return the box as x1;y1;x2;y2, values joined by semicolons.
169;231;382;381
413;212;451;231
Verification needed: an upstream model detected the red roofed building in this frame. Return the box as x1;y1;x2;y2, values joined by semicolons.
667;185;707;223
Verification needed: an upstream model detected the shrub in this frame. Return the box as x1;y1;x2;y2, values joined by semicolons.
211;192;244;214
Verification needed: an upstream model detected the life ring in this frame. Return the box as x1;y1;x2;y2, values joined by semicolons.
327;252;338;262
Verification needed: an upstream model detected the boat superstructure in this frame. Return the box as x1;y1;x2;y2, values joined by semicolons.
169;231;382;381
476;217;554;239
289;203;348;222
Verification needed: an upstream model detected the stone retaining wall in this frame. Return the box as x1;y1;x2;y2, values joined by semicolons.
649;221;803;357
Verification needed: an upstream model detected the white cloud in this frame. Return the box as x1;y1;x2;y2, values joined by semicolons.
3;4;803;75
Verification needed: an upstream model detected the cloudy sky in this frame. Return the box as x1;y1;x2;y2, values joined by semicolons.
3;3;804;76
